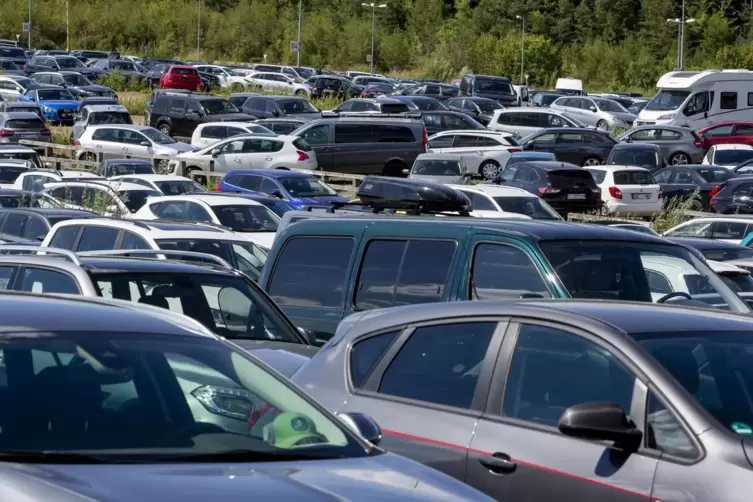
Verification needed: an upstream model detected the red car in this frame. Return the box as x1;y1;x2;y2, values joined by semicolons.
697;122;753;150
160;65;203;91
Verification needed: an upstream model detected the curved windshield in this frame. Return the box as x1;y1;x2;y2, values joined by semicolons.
594;99;628;113
628;102;648;114
412;159;461;175
493;196;561;220
108;162;154;176
141;128;176;145
202;99;239;115
540;240;749;312
155;238;267;281
476;100;503;113
608;149;660;169
0;329;365;458
118;189;162;212
213;205;280;232
278;99;318;114
474;78;513;95
645;90;691;111
37;88;76;101
714;149;753;166
63;74;93;86
720;272;753;292
279;176;336;197
245;125;276;136
156;180;206;195
55;57;85;68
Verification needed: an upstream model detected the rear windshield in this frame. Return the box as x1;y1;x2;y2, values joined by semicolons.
6;119;44;129
720;273;753;293
608;149;660;168
547;169;595;187
212;205;280;232
108;163;155;176
588;169;606;184
696;167;733;183
279;100;318;114
292;138;312;152
492;196;561;220
474;78;513;95
0;48;25;58
171;67;198;76
380;103;410;114
0;166;28;183
715;149;753;166
118;189;162;213
614;170;654;185
89;112;132;126
412;159;462;175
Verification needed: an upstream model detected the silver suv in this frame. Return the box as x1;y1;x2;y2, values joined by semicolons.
551;96;636;131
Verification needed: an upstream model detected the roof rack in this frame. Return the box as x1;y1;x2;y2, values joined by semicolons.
76;249;233;269
320;111;423;120
0;245;81;265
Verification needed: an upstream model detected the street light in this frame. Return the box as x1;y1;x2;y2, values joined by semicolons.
515;15;525;86
196;0;201;60
667;0;695;71
296;0;302;66
361;2;387;75
66;0;69;51
28;0;31;48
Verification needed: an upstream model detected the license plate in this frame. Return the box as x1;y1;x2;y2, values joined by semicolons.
567;194;586;200
632;193;650;200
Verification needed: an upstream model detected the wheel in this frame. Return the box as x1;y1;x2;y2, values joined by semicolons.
583;157;601;166
80;152;97;163
479;160;500;180
295;89;307;96
157;159;169;173
382;161;407;177
688;198;703;211
670;152;690;165
158;123;172;136
596;120;609;131
231;82;244;92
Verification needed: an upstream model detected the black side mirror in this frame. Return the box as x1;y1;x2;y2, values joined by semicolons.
558;402;642;450
296;326;316;345
273;110;280;117
270;189;283;199
337;412;382;446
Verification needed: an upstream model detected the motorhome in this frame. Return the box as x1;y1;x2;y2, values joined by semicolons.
636;69;753;129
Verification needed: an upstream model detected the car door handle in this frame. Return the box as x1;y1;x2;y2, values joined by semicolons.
479;453;517;474
265;156;273;161
233;158;242;163
321;146;332;152
95;145;102;148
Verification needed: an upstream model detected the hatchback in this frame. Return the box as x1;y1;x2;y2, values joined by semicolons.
0;112;51;145
585;165;662;216
550;95;636;131
616;125;704;165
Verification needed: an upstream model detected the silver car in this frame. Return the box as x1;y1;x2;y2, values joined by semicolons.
616;125;704;165
405;153;471;184
0;112;52;145
551;96;636;131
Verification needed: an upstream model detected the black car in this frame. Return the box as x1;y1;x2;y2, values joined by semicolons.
0;208;96;241
96;158;156;178
668;236;753;261
606;142;665;172
519;128;617;166
0;58;23;76
444;97;503;126
139;57;184;70
68;49;109;63
0;46;28;69
417;110;486;136
309;75;362;99
0;101;44;121
90;59;146;81
253;117;308;135
196;70;220;91
709;177;753;214
396;83;460;102
32;71;115;98
228;92;261;110
145;90;256;137
652;164;734;211
237;96;321;120
361;83;393;98
530;91;565;107
390;96;447;111
23;55;103;80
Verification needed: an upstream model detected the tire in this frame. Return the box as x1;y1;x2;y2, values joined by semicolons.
230;82;244;92
382;161;407;177
596;120;609;131
158;123;172;136
583;157;602;166
688;198;703;211
81;152;97;163
670;152;690;165
479;160;500;180
294;90;307;96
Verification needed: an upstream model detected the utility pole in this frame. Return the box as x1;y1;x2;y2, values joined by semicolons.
515;15;525;85
196;0;201;60
28;0;32;48
296;0;302;66
66;0;69;52
667;0;695;70
361;3;387;75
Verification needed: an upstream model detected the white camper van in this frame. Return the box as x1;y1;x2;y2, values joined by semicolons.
554;77;584;96
636;69;753;129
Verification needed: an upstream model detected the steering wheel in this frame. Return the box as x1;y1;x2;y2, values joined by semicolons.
657;291;693;303
158;422;226;447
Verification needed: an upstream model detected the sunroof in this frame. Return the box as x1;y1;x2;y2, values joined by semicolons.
146;222;223;232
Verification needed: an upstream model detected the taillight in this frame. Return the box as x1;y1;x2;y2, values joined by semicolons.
213;184;221;191
538;187;561;194
608;186;623;199
507;148;522;153
658;187;663;199
709;184;722;197
0;129;13;137
40;128;51;136
297;151;310;161
694;139;703;148
422;128;428;152
74;139;81;147
361;91;371;98
311;86;318;94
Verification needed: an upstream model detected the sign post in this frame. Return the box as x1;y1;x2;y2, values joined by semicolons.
290;41;299;53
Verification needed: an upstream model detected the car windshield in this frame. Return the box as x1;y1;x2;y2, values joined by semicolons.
0;329;361;458
608;149;660;169
696;167;733;183
474;78;513;95
212;205;280;232
37;88;75;100
279;176;336;197
715;149;753;166
628;102;647;114
202;99;239;115
645;90;691;111
0;165;28;183
0;151;41;168
412;159;462;176
111;61;136;71
0;192;61;208
594;99;628;113
476;100;503;113
118;189;162;212
156;180;205;195
540;240;748;311
720;272;753;293
631;330;753;437
89;112;132;125
278;99;318;114
108;163;154;176
63;74;92;86
492;196;561;220
246;125;275;136
56;57;84;68
155;239;268;281
141;128;176;145
6;118;43;130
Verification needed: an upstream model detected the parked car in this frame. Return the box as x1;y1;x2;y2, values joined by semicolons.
388;95;448;111
550;96;636;131
458;74;516;106
606;142;664;172
417;110;486;136
394;82;460;102
499;151;556;170
253;117;307;135
32;71;116;98
652;164;733;211
227;91;261;109
518;128;617;166
360;82;394;98
0;112;51;145
16;87;79;126
0;75;45;101
309;75;362;99
159;65;203;91
0;207;96;240
0;188;62;208
0;144;42;167
239;96;321;120
109;173;206;195
13;169;103;192
427;130;521;180
237;193;296;217
443;97;503;126
406;153;471;184
703;144;753;168
585;165;662;217
529;91;565;107
709;177;753;214
70;103;132;142
43;180;162;216
193;64;250;91
0;46;28;69
489;108;587;137
190;121;275;148
449;183;562;219
95;158;156;178
245;72;311;96
0;58;24;76
663;215;753;243
668;236;753;261
697;121;753;150
615;125;704;165
0;101;44;121
0;160;32;188
23;55;103;80
332;98;411;115
145;90;256;137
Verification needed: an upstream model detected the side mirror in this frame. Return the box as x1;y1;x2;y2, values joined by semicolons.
270;189;283;199
140;141;150;147
624;137;632;143
296;326;316;345
273;110;280;117
337;412;382;446
211;148;220;158
589;106;597;112
558;402;642;450
402;168;409;175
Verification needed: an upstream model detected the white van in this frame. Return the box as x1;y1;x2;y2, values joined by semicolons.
554;77;584;96
636;69;753;129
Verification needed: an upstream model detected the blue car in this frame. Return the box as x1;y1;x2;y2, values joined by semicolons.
18;87;80;125
216;169;348;209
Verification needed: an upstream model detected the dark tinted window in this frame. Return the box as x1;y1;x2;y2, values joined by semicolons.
373;125;415;143
334;124;373;144
268;237;354;308
470;243;551;300
0;166;28;183
1;213;26;236
22;216;48;240
501;324;635;426
6;119;44;129
18;268;80;294
350;331;400;388
235;175;261;191
121;231;150;250
76;226;119;252
49;225;80;249
379;322;497;409
720;92;737;110
696;167;732;183
614;170;655;185
379;103;410;113
202;125;226;139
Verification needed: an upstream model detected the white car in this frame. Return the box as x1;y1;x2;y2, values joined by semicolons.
40;218;269;279
0;160;32;189
13;169;103;192
42;180;162;217
167;134;318;178
662;216;753;244
448;184;563;220
190;121;276;149
488;108;586;137
74;125;196;169
584;165;662;217
427;130;522;180
0;75;43;101
0;144;43;168
702;143;753;168
193;65;250;91
245;72;311;96
131;193;280;249
108;174;207;195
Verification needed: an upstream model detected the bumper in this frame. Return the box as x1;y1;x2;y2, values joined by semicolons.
548;201;602;215
605;200;662;217
161;81;202;91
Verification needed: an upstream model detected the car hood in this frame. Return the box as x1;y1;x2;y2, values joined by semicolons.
295;195;349;206
0;453;492;501
409;174;465;184
70;84;112;94
203;113;257;122
156;142;197;153
37;100;79;109
230;339;317;376
610;111;637;123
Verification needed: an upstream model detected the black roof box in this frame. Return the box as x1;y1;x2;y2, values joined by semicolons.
356;176;471;214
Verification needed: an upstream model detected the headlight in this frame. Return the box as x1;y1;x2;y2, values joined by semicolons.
191;385;258;421
657;114;675;120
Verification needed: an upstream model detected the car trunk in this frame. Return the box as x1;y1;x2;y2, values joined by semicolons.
541;169;601;214
4;118;48;140
613;170;660;204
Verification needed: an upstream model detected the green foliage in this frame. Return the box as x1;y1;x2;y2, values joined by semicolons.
650;191;700;234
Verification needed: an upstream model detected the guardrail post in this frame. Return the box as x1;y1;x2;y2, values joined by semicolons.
209;160;215;172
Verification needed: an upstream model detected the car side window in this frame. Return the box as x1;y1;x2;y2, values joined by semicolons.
673;169;694;183
501;324;635;427
666;221;711;238
258;178;279;195
378;322;498;409
1;213;27;236
453;135;478;148
18;268;80;294
646;390;699;459
300;124;330;145
49;225;81;249
513;166;537;182
350;331;400;389
428;136;454;149
268;237;354;308
464;191;496;211
154;201;187;219
121;231;150;250
470;243;551;300
652;169;672;183
710;221;751;240
23;216;48;240
646;270;673;295
75;226;120;252
202;125;225;139
185;202;213;222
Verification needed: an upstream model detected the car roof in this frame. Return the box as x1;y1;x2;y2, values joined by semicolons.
668;237;749;250
111;174;192;182
265;96;307;101
628;124;690;133
47;180;153;192
0;145;35;152
0;208;96;218
200;121;262;128
431;129;510;137
84;105;129;113
510;152;554;158
51;217;244;240
102;158;153;165
226;169;314;179
714;143;753;150
586;165;650;172
161;194;263;206
87;124;153;132
612;142;660;150
2;102;40;107
415;153;465;161
449;184;534;197
0;112;41;120
516;160;583;170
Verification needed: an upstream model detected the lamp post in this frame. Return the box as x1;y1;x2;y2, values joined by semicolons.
361;2;387;75
28;0;31;48
296;0;302;66
667;0;695;71
515;15;525;85
196;0;201;60
66;0;69;52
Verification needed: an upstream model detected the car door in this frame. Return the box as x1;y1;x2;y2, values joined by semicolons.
298;123;334;171
732;123;753;147
211;138;248;172
552;132;586;164
332;123;379;174
122;130;151;158
700;124;734;150
90;127;123;160
337;319;507;483
665;168;697;201
257;177;282;197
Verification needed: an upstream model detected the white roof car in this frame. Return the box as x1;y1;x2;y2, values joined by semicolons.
663;216;753;244
488;108;585;138
0;144;43;168
42;180;162;217
13;169;103;192
406;153;470;185
427;130;522;180
40;218;268;279
245;72;311;97
131;193;280;248
190;121;276;149
585;165;662;217
702;143;753;167
0;160;32;189
447;184;563;220
108;174;206;195
167;134;317;178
